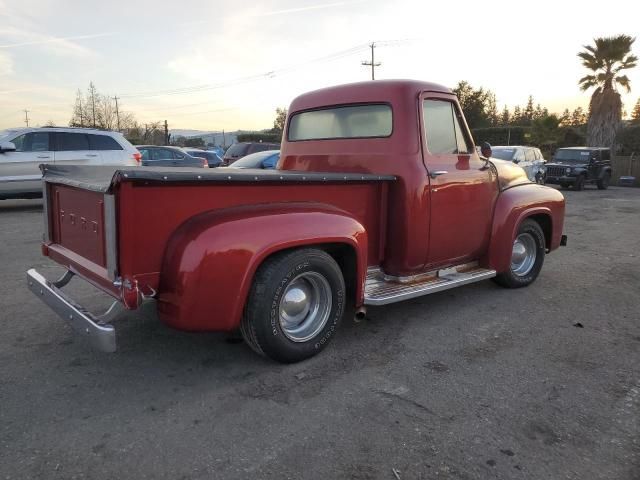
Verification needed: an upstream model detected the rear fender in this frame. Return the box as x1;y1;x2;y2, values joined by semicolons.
157;203;367;331
484;185;565;273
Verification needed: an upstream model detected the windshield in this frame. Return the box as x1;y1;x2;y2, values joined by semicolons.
224;143;249;158
554;149;593;162
491;148;516;161
0;129;20;142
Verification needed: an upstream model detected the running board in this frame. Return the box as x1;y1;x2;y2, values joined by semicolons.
364;265;496;306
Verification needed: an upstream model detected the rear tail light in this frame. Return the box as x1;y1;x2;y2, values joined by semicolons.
133;152;142;164
201;158;208;168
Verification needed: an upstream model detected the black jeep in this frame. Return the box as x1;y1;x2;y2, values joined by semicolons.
545;147;612;190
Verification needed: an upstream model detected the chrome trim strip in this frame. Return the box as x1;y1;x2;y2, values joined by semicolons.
0;175;43;182
42;180;51;242
364;268;496;306
104;194;118;281
27;268;117;352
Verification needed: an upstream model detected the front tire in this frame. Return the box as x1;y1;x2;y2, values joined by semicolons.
597;173;610;190
573;175;585;191
240;248;345;363
493;219;545;288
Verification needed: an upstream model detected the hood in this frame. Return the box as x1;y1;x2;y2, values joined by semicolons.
489;158;531;190
547;161;588;168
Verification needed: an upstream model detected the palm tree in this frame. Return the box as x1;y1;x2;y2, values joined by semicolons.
578;35;638;148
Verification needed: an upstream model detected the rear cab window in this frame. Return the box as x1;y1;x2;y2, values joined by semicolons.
288;104;392;141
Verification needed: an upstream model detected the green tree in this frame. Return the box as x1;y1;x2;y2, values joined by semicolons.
559;108;572;127
522;95;535;125
452;81;491;129
530;114;561;146
578;35;638;147
184;137;205;148
485;93;499;126
500;106;511;126
631;98;640;123
273;107;288;134
571;107;587;126
512;105;522;125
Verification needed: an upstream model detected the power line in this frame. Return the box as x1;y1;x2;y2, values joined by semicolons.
119;43;371;100
361;42;381;80
23;109;29;127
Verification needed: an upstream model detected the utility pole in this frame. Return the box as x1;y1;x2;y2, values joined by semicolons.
79;95;84;127
113;96;120;131
23;110;30;127
164;120;169;146
361;42;381;80
89;82;97;128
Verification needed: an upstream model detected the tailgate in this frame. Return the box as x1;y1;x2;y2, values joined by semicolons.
43;181;118;295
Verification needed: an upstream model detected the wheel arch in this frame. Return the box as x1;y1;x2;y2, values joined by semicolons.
485;185;565;273
156;203;368;332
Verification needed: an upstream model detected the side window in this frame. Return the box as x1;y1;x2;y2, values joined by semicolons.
151;148;172;160
12;132;50;152
525;149;535;162
514;149;526;162
534;149;542;161
88;134;123;150
601;150;610;161
139;148;150;160
57;133;89;151
423;100;457;154
172;150;184;159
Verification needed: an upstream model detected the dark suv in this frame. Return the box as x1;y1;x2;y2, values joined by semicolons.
545;147;612;190
223;142;280;166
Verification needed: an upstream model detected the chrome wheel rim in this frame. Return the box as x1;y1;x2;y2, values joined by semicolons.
511;233;537;276
279;272;332;342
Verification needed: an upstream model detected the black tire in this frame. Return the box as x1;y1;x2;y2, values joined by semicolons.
560;182;570;189
493;219;546;289
240;248;345;363
573;175;585;191
597;172;610;190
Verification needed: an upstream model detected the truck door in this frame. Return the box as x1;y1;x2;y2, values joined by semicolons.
421;95;499;268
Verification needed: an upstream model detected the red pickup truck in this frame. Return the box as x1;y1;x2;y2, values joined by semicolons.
28;80;566;363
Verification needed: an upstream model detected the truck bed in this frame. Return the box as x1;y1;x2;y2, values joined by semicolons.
40;165;395;305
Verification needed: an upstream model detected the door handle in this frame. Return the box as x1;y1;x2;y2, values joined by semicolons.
429;170;448;179
37;155;50;159
86;154;98;157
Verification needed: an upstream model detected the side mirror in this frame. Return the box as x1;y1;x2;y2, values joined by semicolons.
0;141;16;153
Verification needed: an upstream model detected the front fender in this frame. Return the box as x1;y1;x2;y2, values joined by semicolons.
484;184;565;273
156;203;368;332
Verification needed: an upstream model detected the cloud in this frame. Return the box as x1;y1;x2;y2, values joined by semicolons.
0;51;13;75
254;0;366;17
0;31;117;51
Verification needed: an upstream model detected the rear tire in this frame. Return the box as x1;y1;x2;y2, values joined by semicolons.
493;219;545;289
240;248;345;363
560;182;570;189
597;173;610;190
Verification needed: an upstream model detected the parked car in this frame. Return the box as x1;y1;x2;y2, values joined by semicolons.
545;147;612;190
183;149;223;168
28;79;566;363
490;146;546;184
227;150;279;169
136;146;208;168
0;127;140;200
223;142;280;165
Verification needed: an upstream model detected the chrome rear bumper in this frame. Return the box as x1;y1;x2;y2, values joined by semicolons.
27;268;118;352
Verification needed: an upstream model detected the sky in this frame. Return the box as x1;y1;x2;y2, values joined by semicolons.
1;0;639;132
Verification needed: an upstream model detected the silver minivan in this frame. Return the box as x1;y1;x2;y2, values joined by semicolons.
0;127;140;199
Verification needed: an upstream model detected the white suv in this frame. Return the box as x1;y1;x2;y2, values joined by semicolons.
0;127;141;199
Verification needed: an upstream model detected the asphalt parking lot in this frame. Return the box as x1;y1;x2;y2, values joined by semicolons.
1;185;639;480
